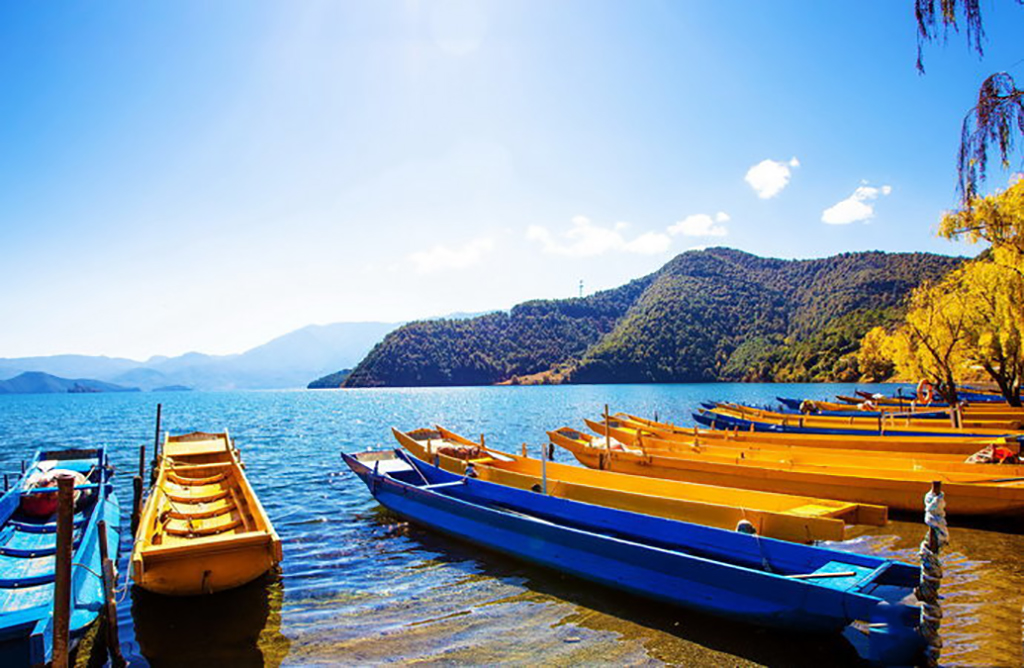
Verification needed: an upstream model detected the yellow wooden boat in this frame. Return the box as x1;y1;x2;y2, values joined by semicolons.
582;419;1024;476
800;398;1024;419
589;418;1017;463
618;414;1011;456
132;431;282;596
550;428;1024;516
708;403;1024;434
392;427;886;543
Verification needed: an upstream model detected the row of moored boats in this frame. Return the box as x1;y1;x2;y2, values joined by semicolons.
347;386;1024;666
0;429;281;665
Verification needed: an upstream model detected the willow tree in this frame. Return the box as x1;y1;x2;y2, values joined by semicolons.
960;260;1024;405
915;0;1024;201
939;176;1024;261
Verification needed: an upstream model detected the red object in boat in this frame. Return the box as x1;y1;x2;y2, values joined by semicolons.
18;468;85;518
20;491;59;517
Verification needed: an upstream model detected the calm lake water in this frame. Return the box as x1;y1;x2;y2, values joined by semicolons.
0;383;1021;667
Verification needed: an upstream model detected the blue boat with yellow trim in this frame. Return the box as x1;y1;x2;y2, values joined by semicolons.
343;448;925;665
0;448;120;666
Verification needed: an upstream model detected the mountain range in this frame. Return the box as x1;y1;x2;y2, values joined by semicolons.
343;248;963;387
0;322;398;391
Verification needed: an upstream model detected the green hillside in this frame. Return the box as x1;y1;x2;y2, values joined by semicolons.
342;248;961;387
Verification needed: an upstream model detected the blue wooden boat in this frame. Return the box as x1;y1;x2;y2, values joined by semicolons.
773;398;949;419
343;449;925;665
0;448;120;666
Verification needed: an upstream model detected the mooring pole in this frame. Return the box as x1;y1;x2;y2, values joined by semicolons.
131;475;143;537
52;475;75;668
150;403;162;485
540;444;547;495
138;443;145;482
604;404;611;451
3;474;7;492
97;520;125;666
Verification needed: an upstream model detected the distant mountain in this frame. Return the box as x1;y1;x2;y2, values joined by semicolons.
308;369;352;389
0;372;139;394
344;248;963;387
0;321;399;391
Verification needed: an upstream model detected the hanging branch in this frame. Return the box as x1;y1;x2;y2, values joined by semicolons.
914;0;986;74
958;73;1024;201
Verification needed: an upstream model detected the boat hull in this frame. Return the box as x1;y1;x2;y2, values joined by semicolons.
0;448;120;666
132;431;282;596
555;434;1024;516
343;451;924;665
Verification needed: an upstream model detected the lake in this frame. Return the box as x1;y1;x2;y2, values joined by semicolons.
0;383;1020;667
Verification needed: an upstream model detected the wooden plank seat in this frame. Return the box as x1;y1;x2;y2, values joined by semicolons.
164;511;244;537
164;498;236;520
164;488;230;504
166;470;228;486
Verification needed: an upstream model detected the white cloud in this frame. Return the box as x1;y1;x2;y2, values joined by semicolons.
527;216;670;257
667;212;729;237
821;184;893;225
624;231;673;254
745;157;800;199
409;237;494;273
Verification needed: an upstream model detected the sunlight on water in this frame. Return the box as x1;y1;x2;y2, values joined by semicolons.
1;384;1020;666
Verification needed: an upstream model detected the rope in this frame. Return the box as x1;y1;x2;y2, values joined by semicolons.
916;487;948;668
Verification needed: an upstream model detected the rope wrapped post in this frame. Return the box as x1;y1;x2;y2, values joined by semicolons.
917;481;948;668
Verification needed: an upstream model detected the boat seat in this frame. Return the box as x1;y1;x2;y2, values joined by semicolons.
165;498;235;520
164;489;230;504
167;470;228;486
9;514;86;534
374;458;415;474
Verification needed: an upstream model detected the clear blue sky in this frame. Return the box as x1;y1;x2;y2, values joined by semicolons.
2;1;1023;360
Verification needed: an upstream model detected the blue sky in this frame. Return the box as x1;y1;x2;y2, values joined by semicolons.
2;1;1023;360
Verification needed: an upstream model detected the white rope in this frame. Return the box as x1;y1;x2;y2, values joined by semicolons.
917;487;947;667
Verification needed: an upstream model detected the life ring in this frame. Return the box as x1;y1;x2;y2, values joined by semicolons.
916;379;935;405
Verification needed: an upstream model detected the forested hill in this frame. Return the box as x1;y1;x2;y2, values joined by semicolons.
342;248;962;387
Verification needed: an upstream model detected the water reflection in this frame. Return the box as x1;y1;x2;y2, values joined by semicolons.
131;572;290;667
286;508;871;666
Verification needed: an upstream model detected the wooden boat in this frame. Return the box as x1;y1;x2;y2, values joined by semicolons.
132;432;282;596
693;407;1023;439
343;448;924;665
583;420;1024;477
0;448;119;666
393;427;886;543
710;402;1024;432
551;428;1024;516
587;419;1019;468
780;397;1024;420
613;414;1009;456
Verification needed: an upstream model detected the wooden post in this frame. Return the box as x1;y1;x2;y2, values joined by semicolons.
604;404;611;451
521;443;527;457
138;443;145;481
20;460;25;475
97;520;125;666
480;434;485;448
131;475;143;537
52;475;75;668
540;444;547;495
3;474;7;492
151;403;162;484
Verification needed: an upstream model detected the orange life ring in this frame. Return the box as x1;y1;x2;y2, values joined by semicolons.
916;379;935;405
